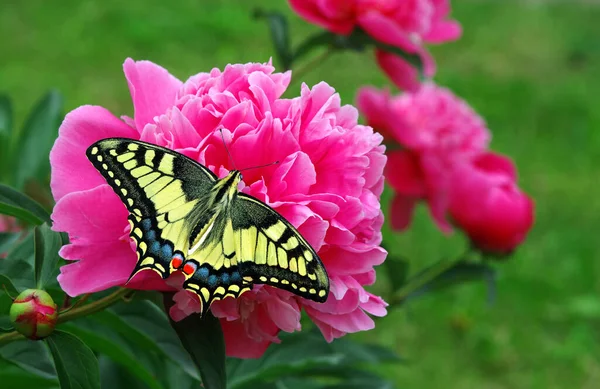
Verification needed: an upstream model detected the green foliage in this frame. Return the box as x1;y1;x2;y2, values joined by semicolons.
254;10;292;69
46;330;101;389
164;294;227;389
11;91;63;190
0;184;51;225
33;224;65;289
255;10;422;75
228;330;399;389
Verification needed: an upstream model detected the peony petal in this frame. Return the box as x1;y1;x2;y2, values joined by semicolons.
375;49;422;92
53;186;169;295
390;193;418;231
123;58;183;131
50;105;139;202
169;290;202;322
358;11;419;52
287;0;355;35
424;20;462;43
220;318;274;359
355;87;394;139
385;150;426;196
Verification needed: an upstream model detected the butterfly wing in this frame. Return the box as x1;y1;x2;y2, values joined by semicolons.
86;138;218;280
182;215;253;316
231;193;330;302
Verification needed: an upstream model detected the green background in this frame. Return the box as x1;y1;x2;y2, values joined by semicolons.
1;0;599;387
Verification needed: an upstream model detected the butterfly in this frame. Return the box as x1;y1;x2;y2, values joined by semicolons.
86;137;330;315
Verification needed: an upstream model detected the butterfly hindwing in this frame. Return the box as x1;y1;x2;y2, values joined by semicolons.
182;216;252;315
232;194;330;302
86;138;218;279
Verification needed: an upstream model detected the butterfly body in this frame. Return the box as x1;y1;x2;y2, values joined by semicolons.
86;138;329;315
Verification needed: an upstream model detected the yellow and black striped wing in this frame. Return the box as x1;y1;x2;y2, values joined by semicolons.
231;194;330;302
86;138;218;280
181;216;253;316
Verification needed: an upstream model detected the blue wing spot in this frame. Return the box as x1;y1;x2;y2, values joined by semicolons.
196;267;209;281
146;230;157;241
231;271;241;283
221;273;230;284
160;244;173;259
149;241;161;254
207;275;218;288
141;219;152;231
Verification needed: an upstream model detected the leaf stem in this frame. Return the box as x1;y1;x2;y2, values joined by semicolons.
292;49;334;82
0;288;132;347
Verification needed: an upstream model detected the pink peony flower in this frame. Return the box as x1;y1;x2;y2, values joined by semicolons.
288;0;461;90
50;58;388;358
448;152;534;254
357;83;490;231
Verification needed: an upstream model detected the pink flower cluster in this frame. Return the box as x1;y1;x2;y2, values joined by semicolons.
358;83;534;254
50;59;388;358
288;0;462;91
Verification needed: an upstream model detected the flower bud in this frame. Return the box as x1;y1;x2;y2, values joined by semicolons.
9;289;58;340
449;152;534;255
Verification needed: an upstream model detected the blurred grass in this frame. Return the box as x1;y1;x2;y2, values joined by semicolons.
1;0;599;388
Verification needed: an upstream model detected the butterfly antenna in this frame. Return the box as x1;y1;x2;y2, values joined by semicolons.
219;128;238;171
239;160;280;173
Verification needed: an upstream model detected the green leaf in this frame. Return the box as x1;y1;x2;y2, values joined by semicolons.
163;293;226;389
293;30;333;63
228;330;399;389
99;356;148;389
109;300;199;380
0;95;13;181
0;232;20;256
0;184;51;225
46;330;101;389
34;223;64;289
404;261;497;303
0;363;58;389
33;227;45;289
0;274;19;296
0;338;57;378
384;256;410;292
60;322;166;389
0;231;35;290
0;94;12;136
253;9;292;69
13;90;63;189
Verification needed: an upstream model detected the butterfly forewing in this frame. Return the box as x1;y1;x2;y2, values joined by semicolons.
86;138;217;279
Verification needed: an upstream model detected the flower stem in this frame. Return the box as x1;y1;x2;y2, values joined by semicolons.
0;331;22;346
292;49;334;82
0;288;133;347
391;258;459;305
57;288;132;324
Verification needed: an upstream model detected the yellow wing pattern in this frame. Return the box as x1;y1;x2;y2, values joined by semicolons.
232;194;329;302
87;138;330;317
86;138;217;280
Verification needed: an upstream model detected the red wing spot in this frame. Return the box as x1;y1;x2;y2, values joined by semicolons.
183;263;197;276
171;257;184;269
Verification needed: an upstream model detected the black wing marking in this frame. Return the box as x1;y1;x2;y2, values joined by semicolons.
86;138;218;279
231;193;330;302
